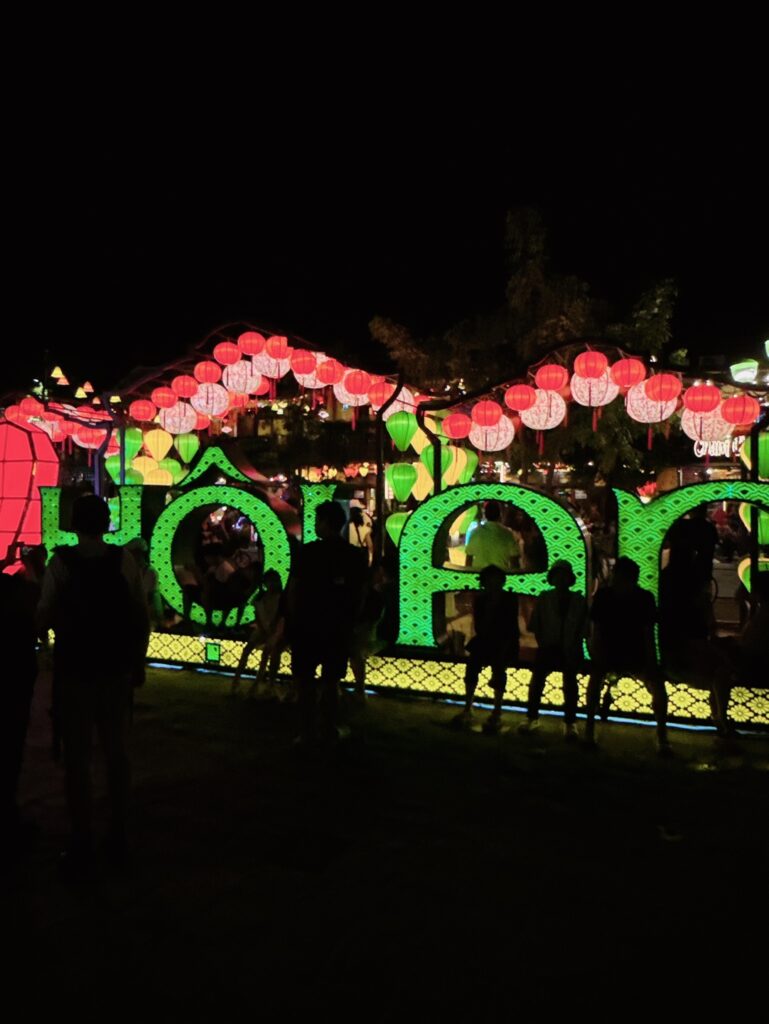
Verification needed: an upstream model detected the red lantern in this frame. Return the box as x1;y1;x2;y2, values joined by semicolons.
253;378;271;397
535;364;569;391
316;359;345;385
610;358;646;389
344;369;371;396
644;374;681;403
4;405;28;425
721;394;760;425
213;341;241;366
73;426;106;449
442;412;472;439
194;412;211;431
151;386;177;409
573;351;608;379
0;422;59;570
504;384;537;412
19;397;44;417
194;361;222;384
683;384;721;414
265;335;291;360
129;399;157;422
58;419;78;437
471;400;503;427
368;380;397;409
291;350;317;376
228;392;249;409
172;375;199;398
238;331;266;355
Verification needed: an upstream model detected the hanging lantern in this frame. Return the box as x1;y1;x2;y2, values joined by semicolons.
441;412;472;439
144;428;173;461
251;351;291;379
442;446;468;486
610;358;646;389
191;383;229;417
316;358;345;385
459;449;479;484
535;364;569;391
222;360;261;394
151;386;177;409
132;455;159;478
680;407;731;443
229;392;249;409
409;428;430;454
722;394;760;425
333;380;369;407
159;402;198;435
120;427;143;461
625;381;678;424
171;375;199;398
573;351;608;379
381;386;417;421
73;426;107;449
4;406;28;426
144;468;175;487
213;341;241;366
386;463;418;502
739;434;769;479
683;384;721;414
104;454;123;484
410;462;434;501
238;331;266;355
19;397;44;417
385;511;411;547
265;335;291;360
194;361;222;384
252;377;271;396
520;390;567;430
158;457;185;483
291;350;317;377
504;384;537;412
644;373;681;404
0;423;60;568
570;370;620;409
419;445;453;478
193;412;210;431
468;416;515;452
175;432;200;463
471;400;503;427
368;380;397;410
344;369;372;396
129;399;157;422
386;411;418;451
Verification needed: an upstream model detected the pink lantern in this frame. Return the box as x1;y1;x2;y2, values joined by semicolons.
520;390;567;430
191;383;229;418
159;402;198;435
251;351;291;379
381;386;417;421
468;416;515;452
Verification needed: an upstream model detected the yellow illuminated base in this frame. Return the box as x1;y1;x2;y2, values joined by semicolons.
147;632;769;729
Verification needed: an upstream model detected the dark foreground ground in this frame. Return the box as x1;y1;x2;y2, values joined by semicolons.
7;668;769;1018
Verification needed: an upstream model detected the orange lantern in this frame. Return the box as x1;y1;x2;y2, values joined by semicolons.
504;384;537;411
721;394;760;425
171;374;199;398
441;412;472;439
644;374;681;404
368;380;397;409
573;351;608;379
237;331;266;355
344;369;371;396
151;386;177;409
683;384;720;414
194;361;222;384
471;400;503;427
535;364;569;391
129;399;157;422
316;359;345;385
213;341;241;366
610;358;646;389
265;335;291;360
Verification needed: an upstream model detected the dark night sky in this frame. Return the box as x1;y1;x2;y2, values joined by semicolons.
10;101;767;396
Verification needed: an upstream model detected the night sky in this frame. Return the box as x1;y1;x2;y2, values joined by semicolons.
11;111;767;396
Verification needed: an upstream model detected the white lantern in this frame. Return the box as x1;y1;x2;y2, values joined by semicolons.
520;390;567;430
468;416;515;451
333;380;369;407
680;406;732;443
252;353;291;379
381;386;417;421
570;370;619;408
222;360;262;394
159;402;198;435
191;383;230;418
625;381;677;424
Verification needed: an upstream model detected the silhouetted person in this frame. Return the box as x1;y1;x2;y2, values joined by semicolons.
668;506;718;585
585;557;670;754
231;570;286;698
521;560;588;740
288;501;367;746
453;565;519;734
37;496;149;877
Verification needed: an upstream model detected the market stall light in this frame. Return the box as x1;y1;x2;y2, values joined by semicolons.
730;359;758;384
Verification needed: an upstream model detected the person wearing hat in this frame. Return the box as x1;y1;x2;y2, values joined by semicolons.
520;560;588;740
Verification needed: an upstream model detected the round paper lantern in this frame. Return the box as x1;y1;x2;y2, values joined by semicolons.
333;380;369;407
520;390;567;430
504;384;537;412
386;411;418;451
570;370;620;408
73;426;107;449
386;463;418;502
19;397;44;417
191;383;229;418
471;400;503;427
228;392;249;409
316;358;345;385
151;386;177;409
129;399;157;422
132;455;158;478
468;416;515;452
175;432;200;463
144;427;173;461
252;377;271;396
459;449;479;484
574;351;608;379
625;381;678;423
213;341;241;366
644;373;681;404
171;375;199;399
291;350;317;376
193;412;211;431
251;352;291;378
58;419;78;437
722;394;760;425
419;445;453;478
238;331;266;355
344;369;371;396
535;364;569;391
4;405;28;425
0;422;60;567
441;412;472;439
610;358;646;389
683;384;721;414
222;360;261;394
369;380;397;410
443;446;468;486
265;335;291;360
194;361;222;384
680;407;731;443
385;511;410;547
381;386;417;421
159;402;198;435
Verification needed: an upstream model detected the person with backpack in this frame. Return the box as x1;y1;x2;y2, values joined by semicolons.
37;495;149;877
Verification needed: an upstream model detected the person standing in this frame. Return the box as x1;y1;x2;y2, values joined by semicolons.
465;500;519;571
37;496;149;877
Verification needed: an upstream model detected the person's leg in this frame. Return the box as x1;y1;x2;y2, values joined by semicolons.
483;660;506;733
562;666;579;725
525;655;548;723
318;650;346;740
463;655;482;713
640;667;669;752
584;664;606;744
61;678;95;858
232;634;258;694
95;677;132;855
350;649;366;698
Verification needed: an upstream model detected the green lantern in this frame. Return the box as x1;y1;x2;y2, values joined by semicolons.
386;463;418;502
159;457;185;484
123;468;143;485
385;511;410;547
105;454;123;483
386;411;418;452
459;449;479;484
123;427;144;461
419;445;453;480
740;433;769;480
175;432;200;464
